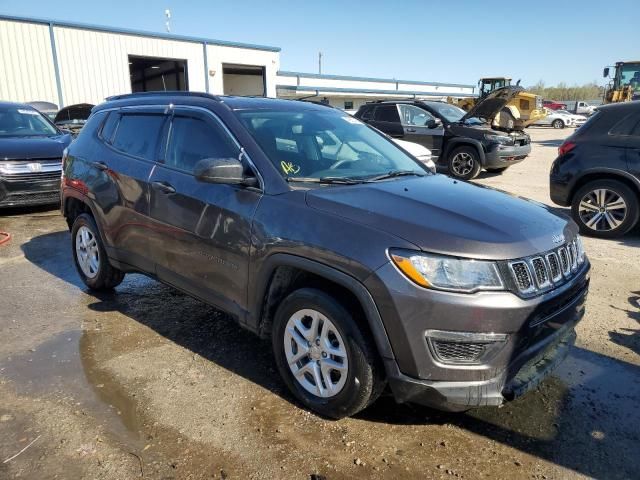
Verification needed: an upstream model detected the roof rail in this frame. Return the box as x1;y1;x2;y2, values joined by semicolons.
106;91;221;102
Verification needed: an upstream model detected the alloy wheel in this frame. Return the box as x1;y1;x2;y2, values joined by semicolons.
75;225;100;278
283;309;348;398
451;152;475;176
578;188;627;232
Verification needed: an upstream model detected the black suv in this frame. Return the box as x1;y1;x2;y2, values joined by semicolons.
62;92;589;418
355;87;531;180
551;101;640;238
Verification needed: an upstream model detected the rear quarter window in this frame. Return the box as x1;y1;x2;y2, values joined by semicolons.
99;111;120;143
609;112;640;136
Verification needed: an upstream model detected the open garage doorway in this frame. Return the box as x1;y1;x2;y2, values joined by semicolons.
223;64;266;96
129;55;188;92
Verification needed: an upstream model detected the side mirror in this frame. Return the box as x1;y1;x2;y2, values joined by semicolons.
194;157;258;187
603;67;609;78
427;119;441;129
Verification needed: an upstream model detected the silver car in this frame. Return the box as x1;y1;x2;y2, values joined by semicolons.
533;109;574;129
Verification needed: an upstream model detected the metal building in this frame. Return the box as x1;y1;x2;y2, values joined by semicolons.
0;14;475;110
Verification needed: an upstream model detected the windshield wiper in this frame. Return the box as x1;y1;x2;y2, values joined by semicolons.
366;170;427;182
286;176;366;185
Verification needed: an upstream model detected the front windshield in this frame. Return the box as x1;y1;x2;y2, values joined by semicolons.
237;109;428;181
425;102;483;125
0;106;59;137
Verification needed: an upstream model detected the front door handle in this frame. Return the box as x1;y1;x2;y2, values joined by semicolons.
151;181;176;194
405;128;417;133
91;161;108;171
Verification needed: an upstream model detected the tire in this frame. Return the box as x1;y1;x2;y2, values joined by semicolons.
272;288;385;419
552;119;565;129
448;146;482;180
71;213;125;290
486;166;509;173
571;179;639;238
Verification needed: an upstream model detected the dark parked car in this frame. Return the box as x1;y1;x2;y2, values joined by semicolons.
551;101;640;238
62;92;589;418
0;102;72;208
354;87;531;180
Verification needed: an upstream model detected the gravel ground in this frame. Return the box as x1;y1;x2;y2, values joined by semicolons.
0;126;639;480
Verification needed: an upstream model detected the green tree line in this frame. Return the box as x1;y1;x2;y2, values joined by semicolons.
527;81;604;101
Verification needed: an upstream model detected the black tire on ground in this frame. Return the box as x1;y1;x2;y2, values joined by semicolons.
447;146;482;180
486;166;509;173
552;119;565;129
271;288;385;419
571;179;639;238
71;213;125;290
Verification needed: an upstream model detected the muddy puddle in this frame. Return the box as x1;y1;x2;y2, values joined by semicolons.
0;329;142;448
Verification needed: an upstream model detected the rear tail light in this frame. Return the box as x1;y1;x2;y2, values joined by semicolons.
558;141;576;156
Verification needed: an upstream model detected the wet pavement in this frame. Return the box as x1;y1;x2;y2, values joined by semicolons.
1;128;640;479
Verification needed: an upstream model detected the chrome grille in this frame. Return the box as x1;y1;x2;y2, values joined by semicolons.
510;261;534;293
531;257;550;288
546;252;562;282
508;239;586;296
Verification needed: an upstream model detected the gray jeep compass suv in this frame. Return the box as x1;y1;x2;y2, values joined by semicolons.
62;92;590;418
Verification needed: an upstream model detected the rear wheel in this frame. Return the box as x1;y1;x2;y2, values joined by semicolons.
71;213;124;290
272;288;384;419
571;179;639;238
552;119;565;129
448;146;482;180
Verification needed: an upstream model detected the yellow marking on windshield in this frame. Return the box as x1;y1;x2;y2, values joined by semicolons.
281;161;301;175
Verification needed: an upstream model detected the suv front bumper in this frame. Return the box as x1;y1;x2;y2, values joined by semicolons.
365;260;589;410
484;141;531;169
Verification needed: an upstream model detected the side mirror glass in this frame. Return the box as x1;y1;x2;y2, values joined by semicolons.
603;67;609;78
194;157;257;187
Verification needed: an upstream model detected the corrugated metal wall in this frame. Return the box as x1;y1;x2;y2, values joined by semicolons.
53;27;207;105
0;19;59;105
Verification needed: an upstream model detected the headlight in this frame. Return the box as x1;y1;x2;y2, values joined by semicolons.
390;250;504;293
418;156;436;173
576;235;586;264
484;134;514;146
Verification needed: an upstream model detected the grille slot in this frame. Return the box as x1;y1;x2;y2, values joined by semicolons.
546;252;562;282
559;248;570;275
2;171;61;183
431;340;486;363
531;257;550;288
509;261;534;293
569;242;578;271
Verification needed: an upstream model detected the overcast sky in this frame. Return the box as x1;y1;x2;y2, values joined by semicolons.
2;0;638;87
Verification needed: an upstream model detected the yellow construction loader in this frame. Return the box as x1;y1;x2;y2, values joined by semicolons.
603;61;640;103
449;77;546;131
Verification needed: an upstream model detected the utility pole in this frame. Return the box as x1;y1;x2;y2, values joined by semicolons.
318;51;322;75
165;9;171;33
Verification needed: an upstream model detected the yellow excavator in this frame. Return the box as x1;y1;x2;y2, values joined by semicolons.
603;61;640;103
449;77;546;130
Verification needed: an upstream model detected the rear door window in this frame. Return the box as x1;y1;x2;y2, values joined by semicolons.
111;113;165;161
374;105;401;123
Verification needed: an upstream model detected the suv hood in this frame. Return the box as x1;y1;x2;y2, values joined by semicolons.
54;103;93;126
306;175;575;260
0;134;71;160
462;86;524;124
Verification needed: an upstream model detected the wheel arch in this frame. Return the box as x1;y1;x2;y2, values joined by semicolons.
251;254;396;362
569;169;640;205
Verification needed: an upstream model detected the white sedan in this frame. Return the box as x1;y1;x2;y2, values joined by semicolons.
532;109;575;129
555;110;588;127
394;139;436;173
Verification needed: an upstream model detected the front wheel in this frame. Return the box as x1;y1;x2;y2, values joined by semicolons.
272;288;384;419
448;146;482;180
71;213;125;290
571;180;639;238
552;119;565;129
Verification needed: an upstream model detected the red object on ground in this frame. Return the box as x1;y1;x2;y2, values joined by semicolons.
0;231;11;246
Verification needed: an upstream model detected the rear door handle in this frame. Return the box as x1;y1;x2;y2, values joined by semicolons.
91;161;108;171
151;181;176;194
405;128;417;133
